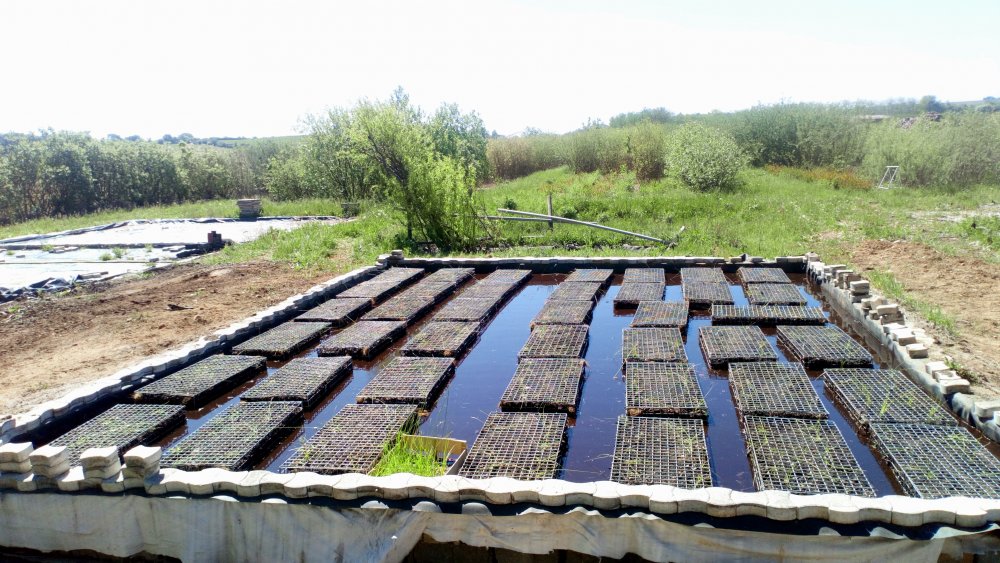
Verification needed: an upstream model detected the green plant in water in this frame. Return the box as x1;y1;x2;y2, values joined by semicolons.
112;247;126;259
370;435;449;477
99;252;113;261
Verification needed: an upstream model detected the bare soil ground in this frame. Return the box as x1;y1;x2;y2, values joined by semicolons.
850;240;1000;397
0;263;333;415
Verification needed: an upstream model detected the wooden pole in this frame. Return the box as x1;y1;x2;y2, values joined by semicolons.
546;193;554;231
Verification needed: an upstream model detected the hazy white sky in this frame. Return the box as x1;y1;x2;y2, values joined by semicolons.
1;0;998;138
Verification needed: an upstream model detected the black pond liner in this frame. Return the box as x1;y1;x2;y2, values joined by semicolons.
548;281;604;302
623;268;666;284
479;269;532;286
499;357;587;413
742;416;876;497
432;298;501;322
531;299;595;327
698;326;777;368
631;301;689;329
728;362;828;419
161;401;302;471
680;267;727;284
738;267;792;285
317;320;407;359
355;356;456;407
623;361;706;418
240;356;353;409
133;355;266;408
49;403;185;463
293;297;371;327
823;368;958;429
231;321;332;360
682;281;734;306
400;321;481;358
745;283;808;306
776;325;873;369
613;282;665;307
282;403;419;475
609;416;712;487
869;422;1000;499
621;327;686;363
564;269;613;285
459;411;568;480
362;292;438;325
518;324;589;360
711;305;826;325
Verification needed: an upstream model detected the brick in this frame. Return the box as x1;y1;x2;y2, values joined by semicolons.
925;361;950;376
940;379;972;394
905;343;929;358
0;442;33;463
973;399;1000;419
850;280;870;294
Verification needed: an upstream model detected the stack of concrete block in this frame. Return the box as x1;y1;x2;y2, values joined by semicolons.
29;445;70;480
0;442;33;474
81;447;122;483
237;198;262;219
972;399;1000;421
123;446;162;489
869;303;904;325
925;361;971;394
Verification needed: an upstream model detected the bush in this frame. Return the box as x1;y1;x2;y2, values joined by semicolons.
665;123;748;191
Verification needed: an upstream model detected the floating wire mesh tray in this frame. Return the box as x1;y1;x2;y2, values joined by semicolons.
362;292;437;325
622;328;687;363
548;282;603;302
49;404;185;463
422;268;475;285
745;283;808;306
869;423;1000;499
458;283;515;301
519;324;589;359
680;267;727;284
729;362;828;419
356;356;455;407
698;326;777;368
738;267;792;285
231;321;332;360
294;297;371;326
241;356;353;409
743;416;876;497
614;282;665;307
531;299;595;327
372;267;425;285
564;269;613;284
459;412;567;480
161;401;302;471
500;358;586;413
610;416;712;487
282;403;418;475
433;298;500;322
711;305;826;325
824;368;957;428
682;281;734;306
624;361;706;418
623;268;665;284
400;321;480;357
317;320;406;359
133;355;266;407
631;301;689;329
777;325;873;368
337;281;406;304
402;281;462;302
481;269;532;286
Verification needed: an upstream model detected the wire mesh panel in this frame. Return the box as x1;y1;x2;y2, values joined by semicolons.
356;356;455;407
680;267;727;284
682;281;734;306
317;320;407;359
548;282;603;302
869;423;1000;499
824;368;957;428
161;401;302;471
49;404;185;463
231;321;332;360
729;362;828;419
338;281;406;304
459;412;567;480
623;268;665;284
777;325;873;368
373;267;425;285
622;328;687;363
458;283;515;301
531;299;595;327
745;283;807;306
738;267;792;285
564;269;613;284
624;362;706;418
610;416;712;487
294;297;371;326
519;324;589;359
400;321;480;357
282;403;418;475
631;301;689;329
241;356;353;408
422;268;475;285
481;269;532;286
133;355;266;407
699;326;777;368
711;305;826;325
362;291;437;325
433;298;500;322
743;416;876;497
404;280;464;301
500;358;586;413
613;282;665;307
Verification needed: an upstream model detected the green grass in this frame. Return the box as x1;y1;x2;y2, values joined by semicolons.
369;435;449;477
866;270;958;337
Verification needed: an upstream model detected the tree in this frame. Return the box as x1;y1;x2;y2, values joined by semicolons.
918;95;945;113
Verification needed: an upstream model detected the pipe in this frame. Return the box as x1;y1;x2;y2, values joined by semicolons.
496;208;667;244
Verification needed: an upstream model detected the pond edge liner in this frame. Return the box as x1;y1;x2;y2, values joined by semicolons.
2;252;1000;530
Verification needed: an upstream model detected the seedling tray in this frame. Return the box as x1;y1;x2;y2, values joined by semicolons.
610;416;712;487
711;305;826;325
241;356;353;409
231;321;332;360
317;320;406;359
624;361;706;417
631;301;689;329
698;326;777;368
294;297;371;326
500;357;586;413
519;324;589;360
400;321;480;357
729;362;828;419
622;327;686;363
356;356;455;408
133;355;266;408
777;325;873;368
613;282;665;307
459;411;567;480
49;403;185;463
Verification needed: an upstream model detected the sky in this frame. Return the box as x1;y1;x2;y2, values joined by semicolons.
1;0;998;139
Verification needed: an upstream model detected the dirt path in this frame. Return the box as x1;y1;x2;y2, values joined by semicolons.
850;240;1000;397
0;262;333;415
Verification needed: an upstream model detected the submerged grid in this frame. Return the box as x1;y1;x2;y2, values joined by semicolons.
824;368;957;428
624;362;706;418
317;320;406;359
500;357;586;413
682;281;734;306
231;321;332;360
777;325;873;368
422;268;475;285
49;404;185;462
294;297;371;326
241;356;353;408
282;403;418;474
134;355;265;407
623;268;665;284
373;267;425;285
531;299;595;326
614;282;665;306
481;269;531;286
564;269;613;284
337;281;405;303
356;356;455;407
519;324;589;359
743;416;876;497
433;298;499;322
400;321;480;357
622;328;687;363
548;282;603;302
746;283;807;306
362;291;437;324
680;267;727;284
869;423;1000;499
631;301;689;329
711;305;826;325
738;267;792;285
699;326;777;368
610;416;712;488
458;283;515;301
459;412;567;480
729;362;828;419
162;401;302;471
